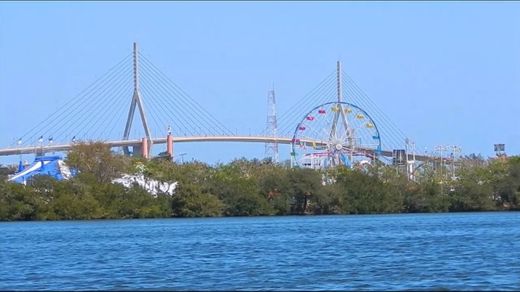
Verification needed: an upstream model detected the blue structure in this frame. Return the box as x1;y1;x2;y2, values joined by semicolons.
8;155;74;184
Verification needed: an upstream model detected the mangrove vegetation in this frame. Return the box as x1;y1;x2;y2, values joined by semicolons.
1;143;519;220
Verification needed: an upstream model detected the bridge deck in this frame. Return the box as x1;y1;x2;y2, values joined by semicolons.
0;136;434;162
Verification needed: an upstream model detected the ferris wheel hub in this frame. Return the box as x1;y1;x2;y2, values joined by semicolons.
335;143;343;151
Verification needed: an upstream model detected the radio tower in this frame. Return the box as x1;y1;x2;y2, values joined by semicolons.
265;87;279;163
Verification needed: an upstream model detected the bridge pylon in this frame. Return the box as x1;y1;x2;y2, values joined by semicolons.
122;42;153;157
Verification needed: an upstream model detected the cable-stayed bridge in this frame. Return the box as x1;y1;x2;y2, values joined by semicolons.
0;43;436;172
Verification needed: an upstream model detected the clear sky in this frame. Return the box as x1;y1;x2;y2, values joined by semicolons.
1;1;519;165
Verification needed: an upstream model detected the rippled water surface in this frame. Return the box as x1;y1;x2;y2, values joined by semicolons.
1;212;520;290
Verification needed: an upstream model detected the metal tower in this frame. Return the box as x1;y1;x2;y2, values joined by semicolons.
265;87;279;163
123;42;152;156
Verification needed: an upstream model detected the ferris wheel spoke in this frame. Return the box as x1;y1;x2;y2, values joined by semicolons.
304;122;327;145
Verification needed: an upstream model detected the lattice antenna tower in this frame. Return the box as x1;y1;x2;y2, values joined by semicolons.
122;42;153;156
265;87;279;163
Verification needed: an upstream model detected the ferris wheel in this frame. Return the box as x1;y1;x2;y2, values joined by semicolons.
290;101;382;169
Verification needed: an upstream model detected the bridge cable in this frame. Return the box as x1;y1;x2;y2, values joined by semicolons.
343;71;408;139
51;64;132;143
277;82;338;137
139;63;212;136
139;54;234;136
61;65;132;141
342;83;403;150
140;77;199;137
139;55;231;136
16;53;131;144
275;71;336;131
80;72;134;141
139;63;209;136
342;72;408;149
18;54;132;146
140;60;223;136
276;72;338;136
27;56;131;144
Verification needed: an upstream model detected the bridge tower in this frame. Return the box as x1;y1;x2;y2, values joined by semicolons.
330;60;353;166
337;60;343;102
122;42;153;158
265;87;279;163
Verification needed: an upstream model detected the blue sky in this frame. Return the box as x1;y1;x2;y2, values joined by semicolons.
1;1;519;165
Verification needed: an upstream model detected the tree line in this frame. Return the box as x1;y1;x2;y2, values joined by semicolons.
0;143;519;220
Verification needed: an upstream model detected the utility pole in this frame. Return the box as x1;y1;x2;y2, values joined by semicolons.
434;145;448;194
122;42;153;157
450;145;461;180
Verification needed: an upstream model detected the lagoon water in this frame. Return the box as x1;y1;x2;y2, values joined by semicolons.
1;212;520;290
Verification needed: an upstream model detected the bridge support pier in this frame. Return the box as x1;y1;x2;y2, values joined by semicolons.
166;134;174;159
141;138;149;159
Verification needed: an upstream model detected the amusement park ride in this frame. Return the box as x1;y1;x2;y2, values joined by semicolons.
289;61;383;170
1;43;462;183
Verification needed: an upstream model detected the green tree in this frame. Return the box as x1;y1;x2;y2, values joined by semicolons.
171;183;223;217
286;168;323;214
450;162;495;211
66;141;130;184
0;179;46;220
492;157;520;209
258;166;292;215
209;162;273;216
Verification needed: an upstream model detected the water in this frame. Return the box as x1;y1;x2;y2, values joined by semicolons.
1;212;520;290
